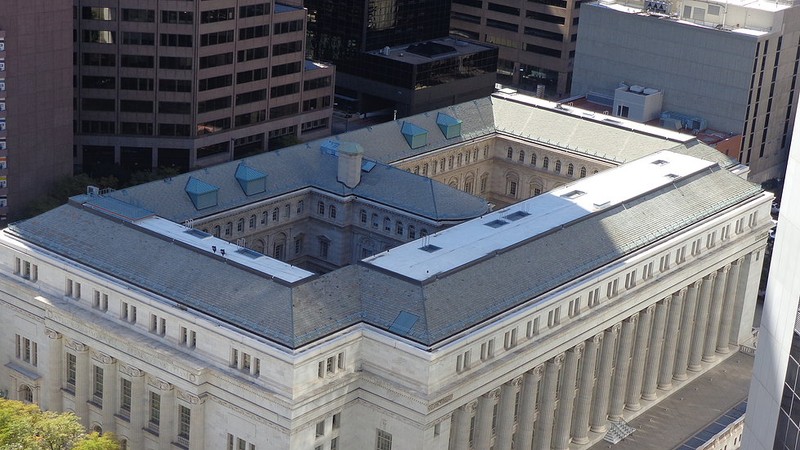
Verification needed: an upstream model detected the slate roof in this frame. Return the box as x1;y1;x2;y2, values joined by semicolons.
104;148;488;223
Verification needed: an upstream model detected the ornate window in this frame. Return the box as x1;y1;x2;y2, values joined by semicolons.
543;157;549;170
567;163;574;176
555;160;562;173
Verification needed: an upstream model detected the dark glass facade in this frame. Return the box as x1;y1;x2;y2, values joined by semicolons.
775;331;800;449
306;0;451;61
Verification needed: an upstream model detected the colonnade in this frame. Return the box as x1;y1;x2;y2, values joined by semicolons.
448;255;751;449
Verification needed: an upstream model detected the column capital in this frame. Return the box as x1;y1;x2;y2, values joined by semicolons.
552;353;565;366
64;339;88;352
734;256;745;266
676;287;688;298
147;376;173;391
644;304;655;315
511;376;524;388
45;328;62;340
704;272;717;282
627;312;639;325
591;332;603;344
176;389;202;405
692;279;703;289
572;342;586;355
466;400;479;413
610;323;622;334
661;296;672;307
719;264;731;275
119;363;144;377
530;364;545;378
91;350;114;365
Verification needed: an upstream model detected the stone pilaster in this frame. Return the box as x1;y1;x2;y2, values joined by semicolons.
92;351;116;434
494;378;521;450
44;329;63;412
474;389;498;450
122;365;145;450
66;339;90;426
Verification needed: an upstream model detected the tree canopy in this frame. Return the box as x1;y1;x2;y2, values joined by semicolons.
0;399;119;450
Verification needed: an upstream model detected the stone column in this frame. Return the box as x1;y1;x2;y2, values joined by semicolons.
515;366;543;450
67;339;90;427
123;365;145;450
590;325;619;433
44;329;63;412
642;299;669;400
495;378;521;450
674;280;701;380
688;272;716;371
608;314;637;420
625;306;653;411
178;392;205;450
553;344;582;450
449;403;471;450
93;351;116;434
533;354;563;450
572;334;601;445
717;258;743;353
474;389;498;450
703;266;729;362
658;289;685;390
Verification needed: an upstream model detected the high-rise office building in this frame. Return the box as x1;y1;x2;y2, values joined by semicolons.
74;0;334;174
570;0;800;183
0;1;74;221
450;0;580;97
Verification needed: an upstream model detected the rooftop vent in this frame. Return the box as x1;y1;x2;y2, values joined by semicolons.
652;159;669;166
665;173;679;179
561;190;586;200
485;219;509;228
420;244;442;253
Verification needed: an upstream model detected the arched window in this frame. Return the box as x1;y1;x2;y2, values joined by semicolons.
237;218;244;232
593;169;599;174
580;166;587;178
296;200;304;213
457;153;463;166
448;155;454;169
448;178;458;188
383;217;391;232
543;157;549;170
284;204;291;218
213;225;221;237
395;221;404;235
273;234;286;260
92;425;102;434
249;215;256;228
530;178;544;197
506;172;520;198
225;222;232;236
519;150;525;162
422;163;428;175
567;163;574;176
19;385;33;403
372;213;379;228
507;147;513;158
555;160;562;173
408;225;416;239
360;209;367;224
464;175;475;194
413;166;419;174
317;201;325;214
329;205;336;219
272;207;279;222
261;211;268;224
531;153;537;166
480;174;489;193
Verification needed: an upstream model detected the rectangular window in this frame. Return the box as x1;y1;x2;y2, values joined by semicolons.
606;279;618;298
66;353;77;390
65;279;81;299
526;317;539;337
480;339;495;361
178;405;191;442
93;365;104;404
15;335;37;366
676;246;686;263
376;429;392;450
120;378;132;416
568;297;581;317
624;270;636;289
456;350;471;373
316;421;325;437
149;392;161;429
504;328;518;349
659;255;670;272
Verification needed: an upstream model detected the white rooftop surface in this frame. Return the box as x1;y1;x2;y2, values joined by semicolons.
136;217;314;283
493;91;694;143
364;150;716;281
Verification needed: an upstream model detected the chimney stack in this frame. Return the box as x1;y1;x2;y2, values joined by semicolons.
337;142;364;188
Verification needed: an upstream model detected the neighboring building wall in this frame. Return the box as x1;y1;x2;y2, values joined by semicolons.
743;110;800;448
571;2;800;183
0;1;73;221
73;1;334;172
450;0;580;96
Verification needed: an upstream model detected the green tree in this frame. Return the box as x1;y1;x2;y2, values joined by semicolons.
0;399;119;450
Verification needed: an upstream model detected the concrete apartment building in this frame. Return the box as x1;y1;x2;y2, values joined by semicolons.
570;0;800;183
0;1;74;222
0;93;771;449
74;0;334;173
449;0;580;97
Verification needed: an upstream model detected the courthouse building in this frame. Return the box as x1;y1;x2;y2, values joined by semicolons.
0;93;772;449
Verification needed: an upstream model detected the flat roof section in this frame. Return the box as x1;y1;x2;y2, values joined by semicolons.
363;150;716;282
136;217;314;283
